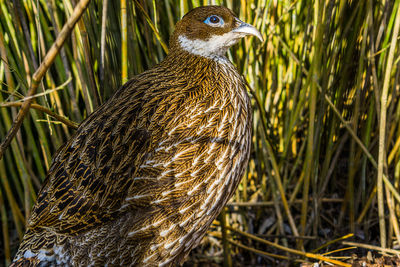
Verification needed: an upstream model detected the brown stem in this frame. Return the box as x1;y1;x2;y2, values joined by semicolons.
0;0;91;160
0;102;79;129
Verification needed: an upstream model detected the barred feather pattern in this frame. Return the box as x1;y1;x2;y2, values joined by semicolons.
13;50;251;266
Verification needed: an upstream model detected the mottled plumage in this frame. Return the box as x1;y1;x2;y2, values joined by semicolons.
12;6;262;266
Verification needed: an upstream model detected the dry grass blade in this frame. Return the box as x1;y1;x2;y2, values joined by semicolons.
228;238;296;261
312;234;354;253
226;226;351;267
99;0;109;91
133;0;169;54
342;241;400;256
376;1;400;248
121;0;128;83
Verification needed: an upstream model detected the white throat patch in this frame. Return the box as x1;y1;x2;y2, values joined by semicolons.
178;34;239;61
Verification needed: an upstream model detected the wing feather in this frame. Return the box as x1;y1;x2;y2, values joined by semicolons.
28;78;153;235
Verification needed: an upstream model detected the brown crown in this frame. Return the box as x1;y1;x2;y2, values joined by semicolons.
169;6;240;51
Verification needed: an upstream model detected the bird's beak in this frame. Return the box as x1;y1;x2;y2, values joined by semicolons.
232;19;264;42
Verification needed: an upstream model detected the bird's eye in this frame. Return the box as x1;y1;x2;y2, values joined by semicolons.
203;15;224;27
210;15;220;23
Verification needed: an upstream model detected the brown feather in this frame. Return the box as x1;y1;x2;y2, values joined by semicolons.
12;5;260;266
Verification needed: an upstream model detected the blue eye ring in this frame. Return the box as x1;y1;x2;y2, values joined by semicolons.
204;15;224;27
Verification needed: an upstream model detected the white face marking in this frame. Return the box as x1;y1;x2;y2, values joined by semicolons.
179;34;240;60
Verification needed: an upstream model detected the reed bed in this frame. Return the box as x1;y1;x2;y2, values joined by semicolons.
0;0;399;265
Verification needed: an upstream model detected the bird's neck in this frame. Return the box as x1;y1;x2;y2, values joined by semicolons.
163;49;232;69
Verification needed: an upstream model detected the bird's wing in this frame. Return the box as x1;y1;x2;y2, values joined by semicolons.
28;78;155;235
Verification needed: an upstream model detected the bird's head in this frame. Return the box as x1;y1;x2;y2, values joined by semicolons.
169;6;263;59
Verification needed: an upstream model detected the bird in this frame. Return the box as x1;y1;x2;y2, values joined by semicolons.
11;5;263;267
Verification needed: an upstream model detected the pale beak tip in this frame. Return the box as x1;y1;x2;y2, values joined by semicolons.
249;27;264;42
255;33;264;43
233;20;264;43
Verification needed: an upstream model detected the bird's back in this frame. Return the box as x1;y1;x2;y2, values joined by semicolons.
13;53;251;266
